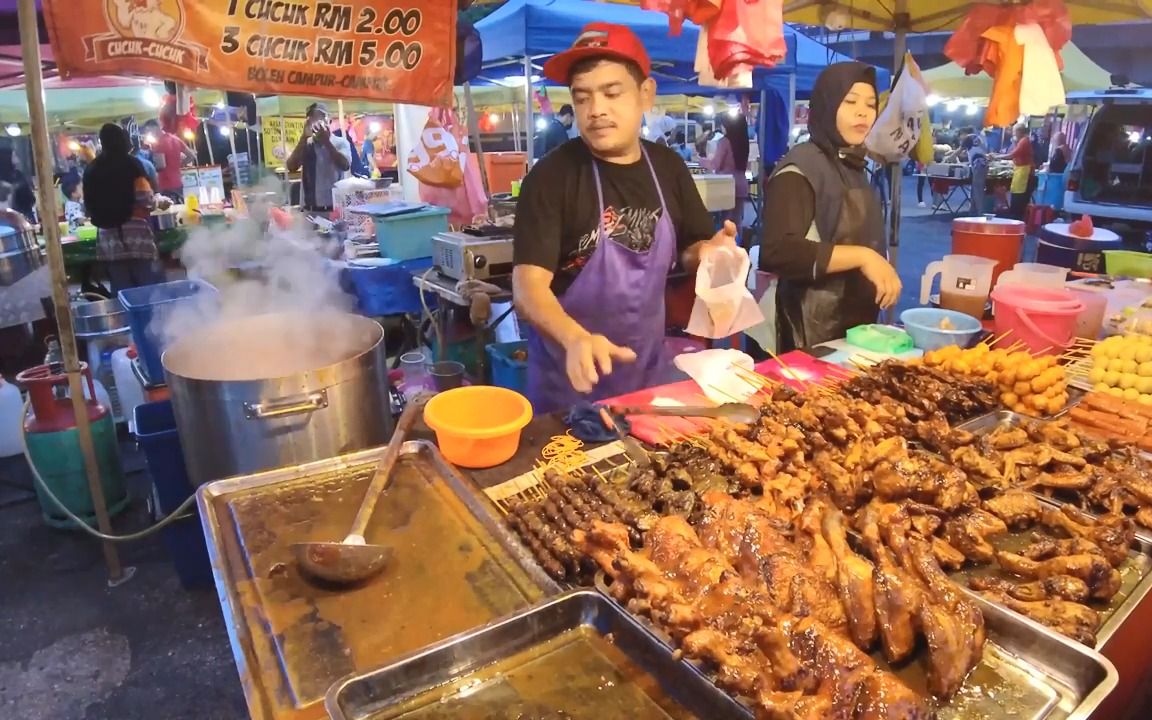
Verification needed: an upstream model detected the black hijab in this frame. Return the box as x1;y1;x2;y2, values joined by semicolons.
807;62;877;169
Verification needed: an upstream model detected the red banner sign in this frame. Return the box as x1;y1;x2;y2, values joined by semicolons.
43;1;458;105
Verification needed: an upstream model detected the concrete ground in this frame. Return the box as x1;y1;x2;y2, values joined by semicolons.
0;178;1047;720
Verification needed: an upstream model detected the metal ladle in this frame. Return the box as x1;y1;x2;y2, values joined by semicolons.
610;402;761;425
293;399;423;585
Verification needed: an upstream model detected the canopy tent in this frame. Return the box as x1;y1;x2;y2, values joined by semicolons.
0;85;224;125
782;0;1150;32
921;41;1115;98
475;0;889;98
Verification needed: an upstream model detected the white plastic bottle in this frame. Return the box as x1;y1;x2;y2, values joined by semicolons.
0;377;23;457
111;347;146;433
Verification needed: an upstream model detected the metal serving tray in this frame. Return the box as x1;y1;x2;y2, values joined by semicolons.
325;589;750;720
592;571;1115;720
952;410;1152;646
197;441;562;720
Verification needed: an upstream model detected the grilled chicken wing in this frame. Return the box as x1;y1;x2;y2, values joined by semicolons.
977;590;1100;646
942;509;1009;563
822;508;878;650
857;503;923;663
969;574;1091;603
982;490;1043;528
1039;505;1134;568
995;551;1122;601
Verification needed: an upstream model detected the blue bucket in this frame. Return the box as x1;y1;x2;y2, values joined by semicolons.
900;308;983;351
118;280;215;385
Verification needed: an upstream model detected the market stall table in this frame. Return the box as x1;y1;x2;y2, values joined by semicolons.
916;173;972;216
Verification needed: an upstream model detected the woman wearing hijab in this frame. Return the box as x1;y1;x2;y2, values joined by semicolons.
0;145;36;222
83;124;164;293
703;112;750;227
758;62;901;351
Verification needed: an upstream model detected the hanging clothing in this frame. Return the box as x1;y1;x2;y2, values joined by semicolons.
695;29;751;88
981;25;1025;128
1016;23;1065;116
525;147;678;414
707;0;787;80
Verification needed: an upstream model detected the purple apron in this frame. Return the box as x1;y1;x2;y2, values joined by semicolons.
526;147;677;414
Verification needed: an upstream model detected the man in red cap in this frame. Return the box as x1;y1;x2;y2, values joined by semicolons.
513;22;738;413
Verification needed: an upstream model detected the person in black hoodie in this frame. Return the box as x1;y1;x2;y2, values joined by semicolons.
758;62;901;351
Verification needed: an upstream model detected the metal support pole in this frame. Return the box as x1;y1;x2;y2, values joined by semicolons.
885;2;910;323
524;56;534;167
17;0;125;584
511;105;521;152
463;82;490;196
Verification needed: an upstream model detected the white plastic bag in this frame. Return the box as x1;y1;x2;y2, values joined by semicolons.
687;246;764;339
673;348;759;405
865;52;928;163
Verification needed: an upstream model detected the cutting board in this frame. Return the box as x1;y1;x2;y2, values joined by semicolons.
602;350;846;445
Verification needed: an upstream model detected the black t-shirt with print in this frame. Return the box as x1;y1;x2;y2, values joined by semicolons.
514;138;716;295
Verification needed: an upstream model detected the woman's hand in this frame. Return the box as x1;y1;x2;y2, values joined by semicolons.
860;249;902;309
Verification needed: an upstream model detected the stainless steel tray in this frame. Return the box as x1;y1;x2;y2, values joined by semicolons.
950;410;1152;647
197;440;562;720
593;571;1114;720
324;589;750;720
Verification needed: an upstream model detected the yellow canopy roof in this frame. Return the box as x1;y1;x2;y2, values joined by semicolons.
921;41;1113;98
782;0;1151;32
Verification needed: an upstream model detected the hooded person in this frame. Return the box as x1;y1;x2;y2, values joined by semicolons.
756;62;901;351
83;123;164;293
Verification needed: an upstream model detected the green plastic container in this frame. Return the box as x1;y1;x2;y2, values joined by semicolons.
846;324;915;354
1103;251;1152;279
25;413;129;529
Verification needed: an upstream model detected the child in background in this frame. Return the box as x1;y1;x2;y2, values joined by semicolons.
62;176;85;230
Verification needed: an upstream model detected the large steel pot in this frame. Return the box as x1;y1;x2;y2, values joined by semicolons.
0;246;44;286
71;295;129;337
148;211;179;232
162;311;393;487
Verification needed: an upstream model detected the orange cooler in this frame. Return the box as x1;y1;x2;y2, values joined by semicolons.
951;216;1025;289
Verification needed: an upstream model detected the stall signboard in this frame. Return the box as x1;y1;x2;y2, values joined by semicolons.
262;116;307;167
43;1;457;106
182;165;226;201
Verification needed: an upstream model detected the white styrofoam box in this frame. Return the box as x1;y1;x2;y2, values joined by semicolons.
332;187;392;239
693;173;736;212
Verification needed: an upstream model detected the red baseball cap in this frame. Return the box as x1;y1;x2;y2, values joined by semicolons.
542;23;652;85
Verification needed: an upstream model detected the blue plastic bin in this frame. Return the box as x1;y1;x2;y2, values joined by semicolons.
345;256;435;316
372;206;450;260
486;340;528;394
119;280;214;385
134;400;212;589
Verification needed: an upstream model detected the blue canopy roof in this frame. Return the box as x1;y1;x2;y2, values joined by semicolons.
475;0;888;98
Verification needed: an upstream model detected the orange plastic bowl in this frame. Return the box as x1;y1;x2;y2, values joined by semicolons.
422;386;533;468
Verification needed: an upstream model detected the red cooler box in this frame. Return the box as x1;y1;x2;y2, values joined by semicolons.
951;216;1025;289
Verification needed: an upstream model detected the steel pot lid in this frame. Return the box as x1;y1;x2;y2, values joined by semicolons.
162;311;383;382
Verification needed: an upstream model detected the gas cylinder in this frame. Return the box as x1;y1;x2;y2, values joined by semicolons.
15;362;129;529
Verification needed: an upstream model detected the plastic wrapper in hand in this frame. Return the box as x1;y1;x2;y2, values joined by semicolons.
672;348;758;405
686;246;763;340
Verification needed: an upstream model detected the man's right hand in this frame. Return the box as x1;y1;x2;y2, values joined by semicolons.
563;333;637;394
860;249;903;309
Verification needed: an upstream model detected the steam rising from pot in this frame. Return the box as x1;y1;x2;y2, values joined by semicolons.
154;179;379;380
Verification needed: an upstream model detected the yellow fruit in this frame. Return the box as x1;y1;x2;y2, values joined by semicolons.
1088;367;1106;384
1103;370;1122;387
1124;387;1142;401
1137;377;1152;395
1094;382;1111;392
1108;358;1126;373
1121;373;1140;389
1123;359;1140;374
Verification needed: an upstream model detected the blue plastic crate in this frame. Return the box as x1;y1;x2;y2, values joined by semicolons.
118;280;214;384
486;340;527;394
134;399;212;589
345;257;435;316
372;206;449;260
